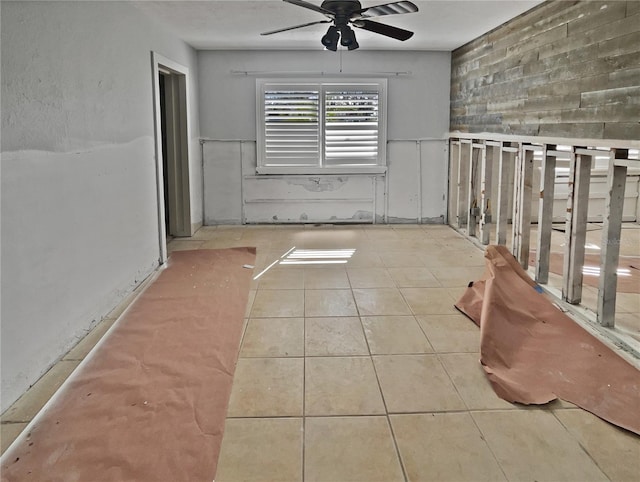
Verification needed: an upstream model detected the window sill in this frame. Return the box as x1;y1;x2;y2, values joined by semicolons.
256;166;387;175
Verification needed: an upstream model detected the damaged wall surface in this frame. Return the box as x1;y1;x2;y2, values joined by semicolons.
198;50;451;224
1;1;202;411
450;1;640;139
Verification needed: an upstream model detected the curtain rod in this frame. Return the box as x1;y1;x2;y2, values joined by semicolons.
230;70;411;76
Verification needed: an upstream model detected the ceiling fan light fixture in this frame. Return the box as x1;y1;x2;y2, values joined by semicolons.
339;25;359;50
321;25;339;51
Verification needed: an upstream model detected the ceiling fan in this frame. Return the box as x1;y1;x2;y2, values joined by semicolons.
261;0;419;51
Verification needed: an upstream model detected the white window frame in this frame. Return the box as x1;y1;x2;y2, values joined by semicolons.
256;78;388;175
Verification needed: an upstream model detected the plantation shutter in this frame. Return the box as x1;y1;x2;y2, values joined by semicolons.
263;89;320;166
324;89;379;165
257;79;386;173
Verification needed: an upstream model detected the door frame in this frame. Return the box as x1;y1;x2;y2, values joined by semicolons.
151;52;192;264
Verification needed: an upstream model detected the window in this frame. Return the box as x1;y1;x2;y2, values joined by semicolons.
256;79;387;174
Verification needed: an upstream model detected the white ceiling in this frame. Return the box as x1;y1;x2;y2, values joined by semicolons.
134;0;543;51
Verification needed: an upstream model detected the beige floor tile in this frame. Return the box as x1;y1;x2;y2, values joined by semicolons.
579;287;640;314
244;290;256;318
416;314;481;352
616;292;640;313
430;266;485;287
250;289;304;317
189;226;218;240
554;409;640;482
344;250;384;267
294;229;365;249
379;251;426;268
391;412;506;481
548;398;579;409
353;288;413;316
401;287;459;315
215;418;302;482
227;358;303;417
256;268;304;290
440;353;514;410
304;416;404;482
305;317;369;356
421;226;463;237
240;318;304;357
447;287;467;303
1;360;80;423
254;250;290;270
304;289;358;317
305;357;385;415
63;317;117;360
373;355;465;413
200;238;250;249
616;312;640;343
1;422;28;455
361;316;433;354
262;239;299;253
368;239;412;252
393;228;440;239
387;267;441;288
363;227;401;240
166;239;205;252
472;410;609;482
393;224;425;229
241;317;249;337
347;267;396;288
239;237;272;253
394;238;450;252
303;268;350;289
249;272;260;289
437;237;478;251
419;248;486;267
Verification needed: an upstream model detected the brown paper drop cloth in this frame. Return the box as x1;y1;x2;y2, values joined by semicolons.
456;245;640;435
1;248;256;482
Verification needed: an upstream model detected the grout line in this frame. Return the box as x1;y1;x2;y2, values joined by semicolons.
225;408;533;420
428;346;508;475
361;313;409;482
549;409;611;480
349;261;407;481
467;410;512;481
301;280;307;482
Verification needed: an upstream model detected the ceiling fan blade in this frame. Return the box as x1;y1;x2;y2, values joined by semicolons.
353;19;414;41
283;0;335;17
261;19;331;35
355;1;418;18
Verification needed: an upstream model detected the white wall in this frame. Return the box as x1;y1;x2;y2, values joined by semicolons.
0;1;202;411
198;50;451;224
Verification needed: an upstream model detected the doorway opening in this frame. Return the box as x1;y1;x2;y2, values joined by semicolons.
152;53;192;263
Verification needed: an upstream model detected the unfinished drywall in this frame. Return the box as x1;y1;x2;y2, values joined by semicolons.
1;1;201;411
451;1;640;139
198;50;451;224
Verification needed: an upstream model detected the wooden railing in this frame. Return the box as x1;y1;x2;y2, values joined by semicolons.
448;132;639;342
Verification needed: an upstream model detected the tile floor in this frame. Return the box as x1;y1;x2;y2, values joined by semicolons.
2;224;639;482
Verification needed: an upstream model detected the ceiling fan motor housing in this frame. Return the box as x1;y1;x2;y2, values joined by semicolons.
321;0;363;21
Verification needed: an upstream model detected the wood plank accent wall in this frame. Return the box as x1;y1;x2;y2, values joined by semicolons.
450;1;640;140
